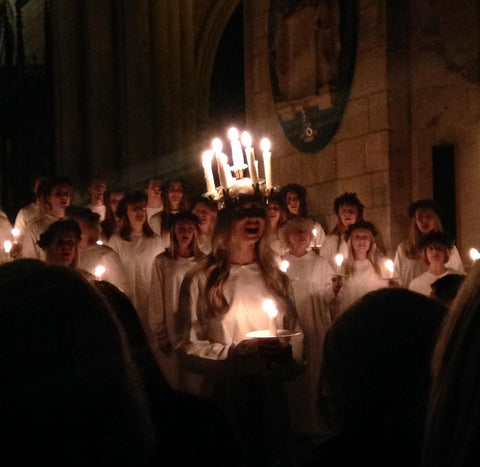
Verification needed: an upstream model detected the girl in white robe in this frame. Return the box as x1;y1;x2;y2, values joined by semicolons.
394;199;464;288
266;190;288;259
320;192;364;270
177;194;303;466
279;217;336;437
191;196;218;255
106;192;165;330
149;211;204;389
335;221;390;316
408;231;463;297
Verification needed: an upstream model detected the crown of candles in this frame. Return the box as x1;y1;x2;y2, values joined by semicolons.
202;128;272;202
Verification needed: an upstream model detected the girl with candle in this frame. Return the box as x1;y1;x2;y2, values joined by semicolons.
394;199;464;288
191;196;218;255
334;221;390;316
320;192;364;269
279;216;336;437
177;193;303;466
408;231;461;297
149;211;204;389
106;192;165;329
149;179;190;246
280;183;326;249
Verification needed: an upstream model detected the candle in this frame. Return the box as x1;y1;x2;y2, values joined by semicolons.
202;150;216;194
212;139;229;190
335;253;344;274
94;265;106;279
228;127;245;170
385;259;394;279
263;299;278;337
242;131;258;185
261;138;272;190
219;153;232;189
280;260;290;273
3;240;12;254
96;240;103;245
11;228;19;239
470;248;480;261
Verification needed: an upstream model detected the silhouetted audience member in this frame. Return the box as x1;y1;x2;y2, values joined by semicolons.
430;273;465;307
422;261;480;467
302;288;446;467
0;259;158;466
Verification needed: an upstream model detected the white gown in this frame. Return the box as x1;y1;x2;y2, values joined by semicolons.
281;250;335;436
106;232;165;327
77;243;127;292
320;233;349;270
394;241;464;288
408;268;460;297
337;259;389;315
14;202;39;237
149;253;199;388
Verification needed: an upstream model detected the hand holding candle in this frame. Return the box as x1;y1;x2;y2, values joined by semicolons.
263;299;278;337
94;265;106;280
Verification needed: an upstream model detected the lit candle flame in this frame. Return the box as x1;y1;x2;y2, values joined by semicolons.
280;260;290;272
202;150;213;165
335;254;344;267
385;259;394;273
312;229;317;238
263;299;278;318
11;228;19;238
3;240;12;253
260;137;271;153
228;127;239;141
241;131;252;148
94;265;106;279
96;240;103;246
212;138;223;154
470;248;480;261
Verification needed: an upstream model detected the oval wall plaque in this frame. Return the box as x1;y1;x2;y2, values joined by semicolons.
268;0;358;153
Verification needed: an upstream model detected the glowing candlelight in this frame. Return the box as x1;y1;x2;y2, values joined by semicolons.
280;260;290;273
470;248;480;261
242;131;258;185
385;259;394;279
335;253;344;273
96;240;103;246
3;240;12;254
202;150;216;194
94;265;106;279
219;153;233;189
11;228;19;239
212;139;229;190
263;299;278;336
228;127;245;169
312;229;317;238
261;138;272;190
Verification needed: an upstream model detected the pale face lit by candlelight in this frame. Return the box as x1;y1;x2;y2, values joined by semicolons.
260;138;271;153
3;240;12;253
280;260;290;273
94;265;106;279
470;248;480;261
241;131;252;148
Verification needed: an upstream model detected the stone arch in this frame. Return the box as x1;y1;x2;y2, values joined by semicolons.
195;0;242;127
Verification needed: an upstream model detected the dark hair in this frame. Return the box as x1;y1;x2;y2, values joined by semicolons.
334;192;364;217
408;199;444;220
116;191;154;240
431;274;465;306
320;288;446;454
345;220;377;241
69;206;101;227
418;230;454;252
0;259;157;465
280;184;307;217
38;219;82;250
192;195;218;212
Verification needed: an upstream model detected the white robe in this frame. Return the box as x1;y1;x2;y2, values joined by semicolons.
197;234;212;255
179;262;302;361
87;204;106;221
337;259;388;315
77;243;127;292
408;268;459;297
149;253;199;389
106;232;165;327
146;206;163;223
281;250;335;436
14;202;39;237
0;215;13;265
21;212;63;260
394;241;464;288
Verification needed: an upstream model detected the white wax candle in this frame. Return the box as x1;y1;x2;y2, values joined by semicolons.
228;128;245;169
335;253;344;274
95;265;106;279
3;240;12;254
202;150;216;193
280;260;290;273
242;132;258;185
261;138;272;190
263;299;278;337
217;153;230;190
11;228;19;239
385;259;394;279
470;248;480;261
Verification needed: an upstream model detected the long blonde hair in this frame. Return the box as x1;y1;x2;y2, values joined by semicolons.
343;226;382;278
202;203;295;321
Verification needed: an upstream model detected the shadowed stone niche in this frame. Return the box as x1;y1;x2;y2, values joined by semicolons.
268;0;358;153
